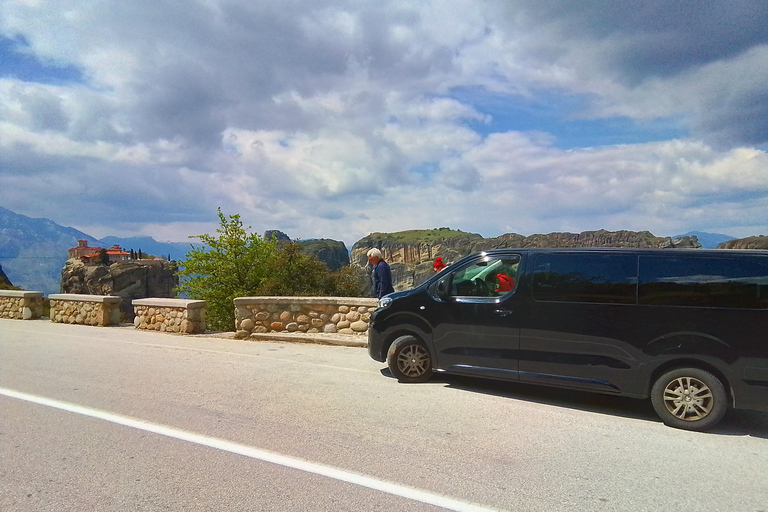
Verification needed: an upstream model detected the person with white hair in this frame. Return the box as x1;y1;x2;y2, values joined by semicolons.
367;248;395;298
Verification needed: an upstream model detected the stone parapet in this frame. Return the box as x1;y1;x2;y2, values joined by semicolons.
132;298;207;334
234;296;379;336
0;290;44;320
48;294;122;326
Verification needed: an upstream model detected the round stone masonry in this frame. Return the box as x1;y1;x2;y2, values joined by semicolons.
0;290;44;320
48;293;122;326
233;296;379;336
132;298;207;334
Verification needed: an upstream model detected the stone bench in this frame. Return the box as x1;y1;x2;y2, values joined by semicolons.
132;298;206;334
0;290;44;320
48;294;122;326
234;296;380;336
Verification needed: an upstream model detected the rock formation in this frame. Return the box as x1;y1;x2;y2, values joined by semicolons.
299;239;350;271
61;259;178;320
264;230;291;242
0;264;13;289
264;229;350;272
351;229;701;292
717;235;768;250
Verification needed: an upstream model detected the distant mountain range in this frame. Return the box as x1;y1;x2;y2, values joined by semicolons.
0;206;348;295
0;204;750;295
0;206;194;295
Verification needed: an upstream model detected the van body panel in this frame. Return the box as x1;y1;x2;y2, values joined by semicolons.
430;296;521;377
367;289;434;362
518;301;644;395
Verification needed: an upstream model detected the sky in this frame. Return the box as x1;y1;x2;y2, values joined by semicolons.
1;0;768;248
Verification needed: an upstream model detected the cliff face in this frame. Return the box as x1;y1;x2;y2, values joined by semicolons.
0;264;13;288
350;229;484;266
299;239;350;271
717;235;768;249
61;259;178;319
264;229;350;272
351;229;701;292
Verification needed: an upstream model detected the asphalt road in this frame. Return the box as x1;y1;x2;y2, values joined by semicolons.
2;319;768;512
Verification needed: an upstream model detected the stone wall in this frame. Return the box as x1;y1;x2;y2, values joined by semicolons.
61;258;178;320
132;298;206;334
48;293;122;326
0;290;44;320
234;297;379;336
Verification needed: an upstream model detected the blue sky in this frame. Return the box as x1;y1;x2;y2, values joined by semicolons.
1;35;83;84
449;87;687;148
1;1;767;247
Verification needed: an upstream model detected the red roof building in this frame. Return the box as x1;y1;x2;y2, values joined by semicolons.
68;239;99;259
69;240;129;265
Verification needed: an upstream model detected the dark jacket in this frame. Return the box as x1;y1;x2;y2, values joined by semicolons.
373;260;395;298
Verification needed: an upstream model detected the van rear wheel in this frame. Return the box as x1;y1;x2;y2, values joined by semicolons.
651;368;727;431
387;336;433;383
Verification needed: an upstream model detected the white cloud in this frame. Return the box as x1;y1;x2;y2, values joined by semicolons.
0;0;767;248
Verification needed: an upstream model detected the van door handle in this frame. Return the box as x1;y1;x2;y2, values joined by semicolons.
494;309;513;316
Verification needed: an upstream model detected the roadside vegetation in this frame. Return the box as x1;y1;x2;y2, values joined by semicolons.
176;209;367;331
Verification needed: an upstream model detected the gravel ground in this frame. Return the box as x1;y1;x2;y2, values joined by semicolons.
180;327;367;347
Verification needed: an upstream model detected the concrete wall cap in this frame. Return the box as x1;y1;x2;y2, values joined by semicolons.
132;298;206;309
234;296;379;307
0;290;44;299
48;294;122;303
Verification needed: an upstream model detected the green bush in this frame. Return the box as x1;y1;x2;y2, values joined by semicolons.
257;242;369;298
176;209;368;331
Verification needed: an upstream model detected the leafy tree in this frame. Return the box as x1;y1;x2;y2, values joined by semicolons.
98;248;110;265
176;209;278;331
325;265;370;297
256;242;369;297
177;209;369;331
257;242;328;296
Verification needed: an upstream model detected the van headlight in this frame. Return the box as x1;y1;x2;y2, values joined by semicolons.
378;297;393;309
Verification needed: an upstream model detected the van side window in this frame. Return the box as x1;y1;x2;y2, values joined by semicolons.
532;253;637;304
450;256;520;298
638;256;768;309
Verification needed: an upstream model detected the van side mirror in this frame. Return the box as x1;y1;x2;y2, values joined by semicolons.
436;276;450;301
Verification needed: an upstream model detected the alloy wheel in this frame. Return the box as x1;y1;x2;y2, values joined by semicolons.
662;376;714;421
397;344;430;378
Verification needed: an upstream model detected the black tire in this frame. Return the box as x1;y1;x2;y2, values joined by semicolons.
651;367;728;431
387;335;434;383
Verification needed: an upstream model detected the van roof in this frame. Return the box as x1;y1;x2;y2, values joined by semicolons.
474;247;768;256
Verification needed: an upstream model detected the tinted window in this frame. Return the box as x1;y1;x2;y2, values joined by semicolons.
450;255;520;298
532;253;637;304
638;256;768;309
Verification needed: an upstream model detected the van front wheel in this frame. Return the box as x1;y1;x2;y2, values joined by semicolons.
651;368;727;431
387;336;433;383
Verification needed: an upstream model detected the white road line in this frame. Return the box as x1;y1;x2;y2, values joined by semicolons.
0;387;506;512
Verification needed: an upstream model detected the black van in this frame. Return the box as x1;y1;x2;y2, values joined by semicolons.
367;248;768;431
